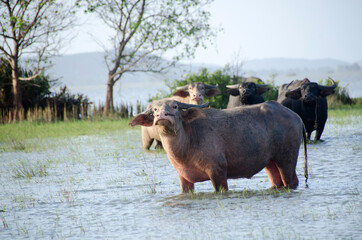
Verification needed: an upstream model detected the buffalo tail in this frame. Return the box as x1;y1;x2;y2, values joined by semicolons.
302;124;308;184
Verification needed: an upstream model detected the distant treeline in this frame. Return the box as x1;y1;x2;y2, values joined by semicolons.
0;58;142;123
1;59;359;124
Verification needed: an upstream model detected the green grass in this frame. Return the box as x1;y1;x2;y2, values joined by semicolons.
0;118;132;143
328;104;362;118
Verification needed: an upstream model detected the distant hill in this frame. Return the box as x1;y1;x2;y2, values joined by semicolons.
47;52;362;105
243;58;349;71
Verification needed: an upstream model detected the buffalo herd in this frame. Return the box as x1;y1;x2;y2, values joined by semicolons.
130;77;337;193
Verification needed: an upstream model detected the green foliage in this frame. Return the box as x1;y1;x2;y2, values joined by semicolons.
0;59;12;108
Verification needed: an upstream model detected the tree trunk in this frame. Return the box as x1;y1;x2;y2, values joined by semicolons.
103;74;115;115
11;59;22;110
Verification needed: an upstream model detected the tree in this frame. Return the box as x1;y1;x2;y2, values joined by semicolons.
0;57;53;110
0;0;76;109
80;0;218;114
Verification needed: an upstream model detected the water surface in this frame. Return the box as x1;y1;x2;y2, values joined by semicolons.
0;115;361;239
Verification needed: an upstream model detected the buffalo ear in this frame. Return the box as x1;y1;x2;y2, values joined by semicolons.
129;114;154;127
205;89;221;97
181;108;206;123
173;90;189;98
226;88;240;96
285;89;302;99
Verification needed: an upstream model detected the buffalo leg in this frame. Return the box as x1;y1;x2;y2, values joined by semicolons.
142;138;154;150
210;177;228;192
265;161;283;188
306;131;312;140
141;128;153;150
277;166;299;189
179;176;194;193
207;155;228;192
315;123;326;140
206;169;228;192
154;140;163;150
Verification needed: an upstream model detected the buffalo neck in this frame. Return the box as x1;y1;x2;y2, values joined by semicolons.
158;123;191;161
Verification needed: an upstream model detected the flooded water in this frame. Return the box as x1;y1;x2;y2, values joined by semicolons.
0;114;361;239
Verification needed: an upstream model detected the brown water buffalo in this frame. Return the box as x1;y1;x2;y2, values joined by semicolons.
130;99;308;193
172;82;220;104
277;78;337;140
141;82;220;150
226;81;269;108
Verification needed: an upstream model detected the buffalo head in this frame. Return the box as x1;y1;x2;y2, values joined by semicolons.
130;100;208;135
226;82;269;104
285;78;337;104
173;83;220;105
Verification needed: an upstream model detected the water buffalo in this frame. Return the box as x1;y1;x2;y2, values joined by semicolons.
226;81;269;108
130;99;308;193
172;82;220;105
141;82;220;150
277;78;337;140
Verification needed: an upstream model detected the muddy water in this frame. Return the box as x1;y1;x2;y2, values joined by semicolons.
0;115;361;239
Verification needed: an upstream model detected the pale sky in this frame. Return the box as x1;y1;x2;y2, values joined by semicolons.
64;0;362;66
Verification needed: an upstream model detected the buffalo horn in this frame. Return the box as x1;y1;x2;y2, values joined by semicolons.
177;101;209;109
139;106;153;115
318;77;337;91
204;84;218;89
226;84;240;89
257;84;268;88
176;85;189;91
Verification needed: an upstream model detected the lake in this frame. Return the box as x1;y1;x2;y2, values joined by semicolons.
0;113;361;239
64;67;362;110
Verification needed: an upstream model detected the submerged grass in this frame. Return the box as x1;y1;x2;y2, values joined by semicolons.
12;160;49;179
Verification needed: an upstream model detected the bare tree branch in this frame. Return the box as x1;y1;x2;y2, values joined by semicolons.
0;0;78;108
81;0;218;113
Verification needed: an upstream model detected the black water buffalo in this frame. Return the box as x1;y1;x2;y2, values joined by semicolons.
131;99;308;193
226;77;269;108
277;78;337;140
141;82;220;150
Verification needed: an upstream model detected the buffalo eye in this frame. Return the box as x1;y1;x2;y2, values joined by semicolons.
173;105;178;109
